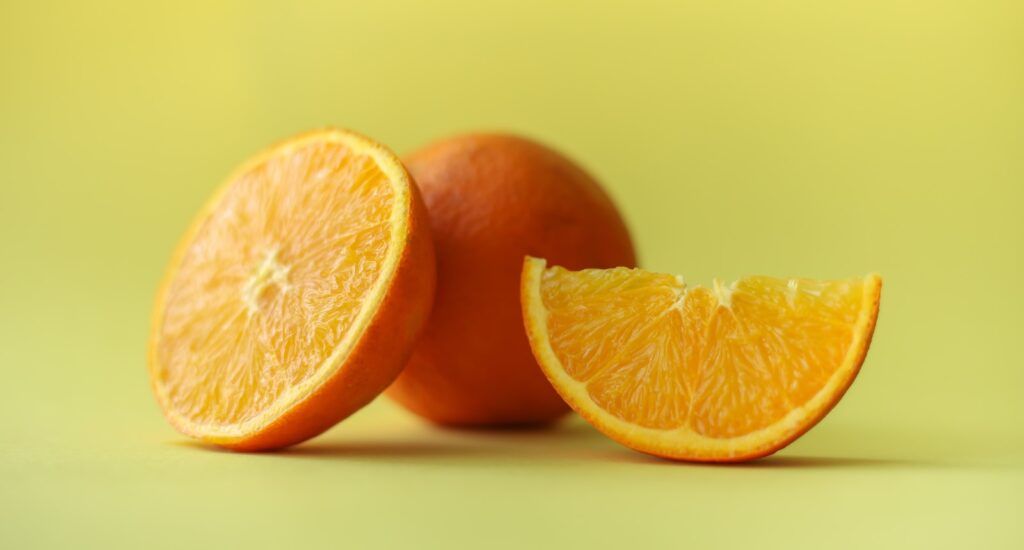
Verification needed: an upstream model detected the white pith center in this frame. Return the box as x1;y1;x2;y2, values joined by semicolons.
242;247;291;315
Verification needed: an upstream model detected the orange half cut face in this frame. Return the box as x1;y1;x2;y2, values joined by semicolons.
149;129;435;451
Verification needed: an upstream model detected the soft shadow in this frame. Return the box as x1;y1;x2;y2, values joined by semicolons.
165;421;960;469
166;438;481;459
287;420;613;460
438;417;606;441
163;419;612;461
167;440;233;453
735;455;940;469
595;450;946;469
282;441;485;459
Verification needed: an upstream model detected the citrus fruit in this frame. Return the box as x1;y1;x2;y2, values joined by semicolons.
148;129;435;451
386;134;636;426
521;257;881;462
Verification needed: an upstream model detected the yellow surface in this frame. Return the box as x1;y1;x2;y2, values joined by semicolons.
1;1;1021;548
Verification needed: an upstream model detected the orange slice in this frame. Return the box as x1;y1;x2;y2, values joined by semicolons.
521;257;881;462
149;129;435;451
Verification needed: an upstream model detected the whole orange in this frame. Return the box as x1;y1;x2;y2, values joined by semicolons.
386;134;636;426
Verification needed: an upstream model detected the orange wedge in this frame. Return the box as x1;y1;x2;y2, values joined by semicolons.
521;257;881;462
149;129;435;451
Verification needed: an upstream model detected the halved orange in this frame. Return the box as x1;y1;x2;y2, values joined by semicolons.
149;129;435;451
521;257;881;462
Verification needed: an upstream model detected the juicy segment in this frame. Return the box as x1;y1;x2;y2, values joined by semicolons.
523;257;881;461
155;137;397;432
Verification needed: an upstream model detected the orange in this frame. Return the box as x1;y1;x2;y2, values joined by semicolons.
386;134;636;426
148;129;435;451
521;257;881;462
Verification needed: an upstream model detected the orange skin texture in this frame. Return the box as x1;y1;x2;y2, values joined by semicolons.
386;134;636;426
148;130;436;451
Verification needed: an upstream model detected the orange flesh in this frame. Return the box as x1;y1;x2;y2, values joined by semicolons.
154;138;395;430
532;260;878;443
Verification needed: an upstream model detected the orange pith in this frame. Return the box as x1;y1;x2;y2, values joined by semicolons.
521;257;881;462
149;129;435;450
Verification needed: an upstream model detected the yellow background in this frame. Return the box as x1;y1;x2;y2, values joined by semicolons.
2;1;1022;547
